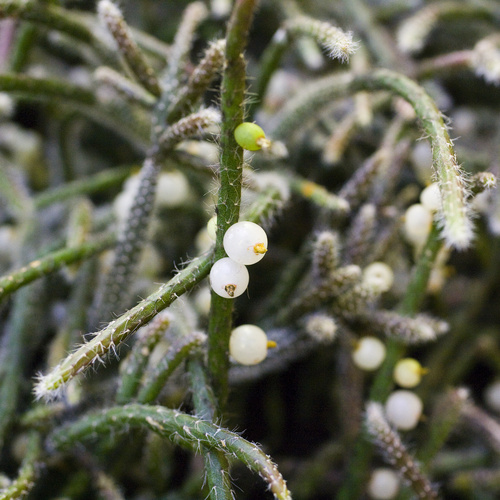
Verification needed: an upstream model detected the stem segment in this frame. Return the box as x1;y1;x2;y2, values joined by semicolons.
207;0;259;410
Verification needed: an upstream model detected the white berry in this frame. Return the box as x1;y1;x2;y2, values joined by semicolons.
156;171;190;207
193;286;211;316
404;203;433;247
385;390;423;430
207;216;217;241
393;358;425;388
420;182;441;212
230;324;269;365
368;468;400;500
352;337;386;371
209;257;249;298
484;381;500;413
223;221;268;265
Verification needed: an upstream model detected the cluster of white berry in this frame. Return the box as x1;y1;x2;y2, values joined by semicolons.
349;260;426;435
209;221;268;298
209;221;274;365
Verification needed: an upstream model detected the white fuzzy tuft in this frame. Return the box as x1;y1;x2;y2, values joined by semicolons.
33;370;67;403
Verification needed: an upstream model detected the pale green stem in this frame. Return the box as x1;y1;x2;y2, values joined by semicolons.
34;166;135;209
0;235;114;302
34;252;213;401
272;68;473;250
136;331;207;404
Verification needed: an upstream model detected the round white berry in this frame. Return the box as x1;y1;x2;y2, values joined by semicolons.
420;183;441;212
404;203;433;247
223;221;268;265
195;228;214;254
362;262;394;293
0;92;14;118
207;216;218;241
484;381;500;413
193;286;211;316
230;324;269;365
385;390;423;430
209;257;249;298
352;336;386;371
393;358;425;388
156;171;190;207
367;468;400;500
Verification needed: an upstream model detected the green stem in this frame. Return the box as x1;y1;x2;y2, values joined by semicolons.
188;356;233;500
0;0;115;62
0;73;95;103
0;280;45;447
49;404;291;500
207;0;259;410
136;331;207;404
247;27;288;120
115;312;170;404
34;251;214;401
98;0;161;97
0;235;115;302
0;74;150;147
0;431;42;500
0;1;94;44
8;22;37;72
166;39;226;124
34;166;135;208
272;68;472;250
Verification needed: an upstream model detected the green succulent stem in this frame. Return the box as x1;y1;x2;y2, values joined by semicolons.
98;0;161;97
115;311;170;404
167;39;226;124
0;235;115;302
207;0;259;410
273;68;472;250
0;279;45;447
0;431;42;500
136;331;207;404
34;252;214;401
0;73;95;104
49;404;291;500
0;1;98;47
188;356;233;499
34;166;135;209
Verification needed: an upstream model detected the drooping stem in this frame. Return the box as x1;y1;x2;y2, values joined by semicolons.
272;68;473;250
49;404;292;500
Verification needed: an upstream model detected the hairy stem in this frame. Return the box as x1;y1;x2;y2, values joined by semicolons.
207;0;259;410
49;404;291;500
